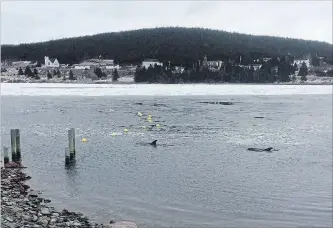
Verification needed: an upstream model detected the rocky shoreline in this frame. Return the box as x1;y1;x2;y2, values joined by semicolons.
1;167;137;228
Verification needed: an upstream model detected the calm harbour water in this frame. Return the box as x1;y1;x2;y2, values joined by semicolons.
1;87;332;227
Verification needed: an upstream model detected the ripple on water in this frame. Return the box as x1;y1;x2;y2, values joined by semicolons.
0;94;332;228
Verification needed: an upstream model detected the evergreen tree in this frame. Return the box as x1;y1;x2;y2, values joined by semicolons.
310;55;320;66
94;67;104;78
24;66;33;77
112;69;119;81
298;62;308;78
53;69;57;76
277;62;291;82
36;61;41;67
18;67;24;75
33;68;40;79
69;70;75;80
47;70;52;79
56;69;61;78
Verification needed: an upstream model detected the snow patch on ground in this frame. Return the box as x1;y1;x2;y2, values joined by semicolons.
1;83;332;96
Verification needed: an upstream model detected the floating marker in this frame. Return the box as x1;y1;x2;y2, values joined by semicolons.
148;119;152;122
137;112;143;117
124;128;128;132
111;132;116;136
156;124;160;128
81;138;87;142
142;126;146;129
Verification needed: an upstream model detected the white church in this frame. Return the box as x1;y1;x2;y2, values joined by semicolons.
44;56;60;68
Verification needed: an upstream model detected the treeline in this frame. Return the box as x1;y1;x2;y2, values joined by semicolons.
135;58;310;83
1;27;332;66
16;66;120;81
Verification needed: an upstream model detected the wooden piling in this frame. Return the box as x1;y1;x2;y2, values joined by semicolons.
10;129;17;161
65;147;70;165
68;128;75;160
71;128;76;158
15;129;21;160
3;147;9;164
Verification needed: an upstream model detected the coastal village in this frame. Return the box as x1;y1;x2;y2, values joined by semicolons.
1;52;333;84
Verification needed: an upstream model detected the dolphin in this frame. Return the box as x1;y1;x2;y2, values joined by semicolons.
248;147;274;152
149;140;157;147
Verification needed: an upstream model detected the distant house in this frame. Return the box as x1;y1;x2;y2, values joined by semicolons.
207;61;223;69
44;56;60;68
106;65;120;70
142;59;163;69
240;64;262;71
74;65;91;70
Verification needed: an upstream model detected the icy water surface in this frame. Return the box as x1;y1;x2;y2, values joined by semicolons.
1;86;332;228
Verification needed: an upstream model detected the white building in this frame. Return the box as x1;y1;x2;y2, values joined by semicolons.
74;65;91;70
207;60;223;69
44;56;60;68
106;65;120;70
240;64;262;71
142;59;163;69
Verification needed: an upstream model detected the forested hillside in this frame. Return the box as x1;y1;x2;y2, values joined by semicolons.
1;27;332;66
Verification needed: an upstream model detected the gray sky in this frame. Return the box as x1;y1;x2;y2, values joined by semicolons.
1;0;332;45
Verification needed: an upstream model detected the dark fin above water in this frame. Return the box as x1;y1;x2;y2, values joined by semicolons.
150;140;157;146
247;147;274;152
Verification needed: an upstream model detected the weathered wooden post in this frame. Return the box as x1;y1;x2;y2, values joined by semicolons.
72;128;76;158
10;129;17;161
15;129;21;160
68;128;75;160
65;147;70;165
3;147;9;164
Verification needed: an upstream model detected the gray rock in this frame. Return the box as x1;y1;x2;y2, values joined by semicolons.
12;206;23;213
50;218;57;223
51;212;59;217
38;219;48;227
6;216;14;222
33;225;40;228
32;215;38;222
73;222;82;226
22;215;31;221
4;201;14;206
41;207;50;215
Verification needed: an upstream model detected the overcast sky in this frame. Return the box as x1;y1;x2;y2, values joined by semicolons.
1;0;332;45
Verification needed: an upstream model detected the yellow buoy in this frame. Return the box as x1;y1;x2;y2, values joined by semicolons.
81;138;87;142
142;126;146;129
156;124;160;128
111;132;116;136
148;119;152;122
137;112;143;117
124;128;128;132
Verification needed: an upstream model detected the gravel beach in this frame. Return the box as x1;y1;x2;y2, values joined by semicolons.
1;165;137;228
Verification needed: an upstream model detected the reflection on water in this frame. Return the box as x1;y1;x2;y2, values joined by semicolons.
65;160;79;199
1;94;332;228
